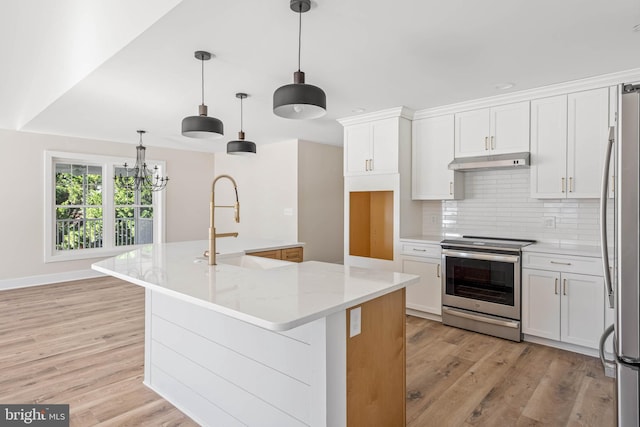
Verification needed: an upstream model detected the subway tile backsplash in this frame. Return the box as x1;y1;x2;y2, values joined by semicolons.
422;169;608;246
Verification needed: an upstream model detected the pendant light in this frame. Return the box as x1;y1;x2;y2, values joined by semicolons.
182;51;224;139
273;0;326;119
227;93;257;155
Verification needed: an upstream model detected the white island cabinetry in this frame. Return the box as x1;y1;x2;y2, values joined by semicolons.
93;239;417;427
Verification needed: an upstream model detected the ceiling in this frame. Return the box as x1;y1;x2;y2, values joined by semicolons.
2;0;640;152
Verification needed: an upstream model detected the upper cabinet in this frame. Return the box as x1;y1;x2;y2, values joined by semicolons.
454;101;530;158
531;87;610;199
412;114;463;200
342;109;411;176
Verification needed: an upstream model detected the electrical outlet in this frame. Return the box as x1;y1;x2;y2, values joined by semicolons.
543;216;556;228
349;307;361;337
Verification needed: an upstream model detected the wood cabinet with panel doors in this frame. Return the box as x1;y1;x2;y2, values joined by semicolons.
400;242;441;316
530;87;611;198
522;252;605;350
247;246;303;263
412;114;464;200
454;101;530;158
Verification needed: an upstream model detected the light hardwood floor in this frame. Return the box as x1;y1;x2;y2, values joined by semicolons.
0;278;615;426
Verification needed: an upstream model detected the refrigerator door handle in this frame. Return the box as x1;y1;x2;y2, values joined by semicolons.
599;323;616;378
599;126;615;308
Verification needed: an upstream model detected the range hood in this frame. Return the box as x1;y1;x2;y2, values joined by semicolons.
448;152;530;171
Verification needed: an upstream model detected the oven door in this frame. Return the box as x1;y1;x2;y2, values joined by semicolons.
441;248;521;320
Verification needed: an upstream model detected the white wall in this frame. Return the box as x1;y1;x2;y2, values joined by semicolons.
298;141;343;263
213;140;298;242
0;129;214;283
214;140;344;263
422;168;606;245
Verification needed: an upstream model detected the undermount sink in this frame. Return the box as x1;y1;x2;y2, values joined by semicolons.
217;255;292;270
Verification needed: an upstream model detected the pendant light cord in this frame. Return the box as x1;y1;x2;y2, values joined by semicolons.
297;5;302;72
240;96;244;132
201;56;205;105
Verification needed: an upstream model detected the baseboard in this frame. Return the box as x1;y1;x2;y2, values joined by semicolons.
0;269;106;291
406;308;442;322
522;334;599;358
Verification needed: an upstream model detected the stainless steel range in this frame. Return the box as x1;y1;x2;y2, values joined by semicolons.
440;236;535;342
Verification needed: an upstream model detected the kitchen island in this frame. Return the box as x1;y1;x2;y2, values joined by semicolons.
92;239;418;427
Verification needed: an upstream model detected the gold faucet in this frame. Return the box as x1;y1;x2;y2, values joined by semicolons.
207;174;240;265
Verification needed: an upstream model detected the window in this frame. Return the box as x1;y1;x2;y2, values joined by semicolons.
45;151;165;262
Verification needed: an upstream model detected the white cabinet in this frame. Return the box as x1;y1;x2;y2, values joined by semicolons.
412;115;464;200
530;87;610;199
401;242;441;316
343;117;400;176
454;101;530;158
522;252;605;349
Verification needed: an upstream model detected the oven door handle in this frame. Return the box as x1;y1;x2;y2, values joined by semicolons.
442;249;520;264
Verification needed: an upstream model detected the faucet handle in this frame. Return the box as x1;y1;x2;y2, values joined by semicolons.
234;202;240;223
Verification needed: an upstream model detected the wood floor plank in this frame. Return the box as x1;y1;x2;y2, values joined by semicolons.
0;278;616;427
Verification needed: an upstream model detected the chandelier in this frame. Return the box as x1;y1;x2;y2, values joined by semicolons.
114;130;169;192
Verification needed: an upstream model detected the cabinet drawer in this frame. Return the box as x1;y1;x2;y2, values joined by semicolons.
522;252;602;276
282;247;303;263
400;243;440;259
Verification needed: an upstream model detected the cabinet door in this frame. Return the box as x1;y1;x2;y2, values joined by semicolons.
454;108;491;158
412;115;463;200
530;95;568;198
402;257;441;315
344;123;371;175
490;101;530;154
561;273;605;348
370;118;399;174
522;268;560;340
567;88;610;198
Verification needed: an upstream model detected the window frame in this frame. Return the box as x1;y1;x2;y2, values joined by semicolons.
44;151;166;263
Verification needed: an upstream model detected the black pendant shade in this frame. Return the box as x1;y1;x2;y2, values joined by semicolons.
273;71;326;119
182;51;224;139
227;93;257;155
273;0;326;119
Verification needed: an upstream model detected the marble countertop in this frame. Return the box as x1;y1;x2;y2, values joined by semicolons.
523;242;604;258
399;235;445;245
92;239;418;332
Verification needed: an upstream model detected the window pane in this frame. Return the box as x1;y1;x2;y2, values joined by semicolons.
55;208;103;250
115;207;153;246
55;163;102;206
114;166;154;206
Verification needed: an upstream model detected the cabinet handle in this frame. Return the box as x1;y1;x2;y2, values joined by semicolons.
491;136;495;150
365;159;369;171
449;182;453;195
563;279;567;296
561;177;566;193
550;261;572;265
412;248;427;252
569;177;573;193
437;264;441;278
555;278;558;295
369;158;374;171
485;136;489;150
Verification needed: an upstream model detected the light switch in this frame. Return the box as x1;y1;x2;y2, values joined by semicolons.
349;307;361;337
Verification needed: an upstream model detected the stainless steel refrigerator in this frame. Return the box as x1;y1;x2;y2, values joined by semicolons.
600;83;640;427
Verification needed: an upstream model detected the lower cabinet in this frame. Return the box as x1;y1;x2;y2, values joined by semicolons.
247;246;304;263
400;243;441;316
522;268;604;349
